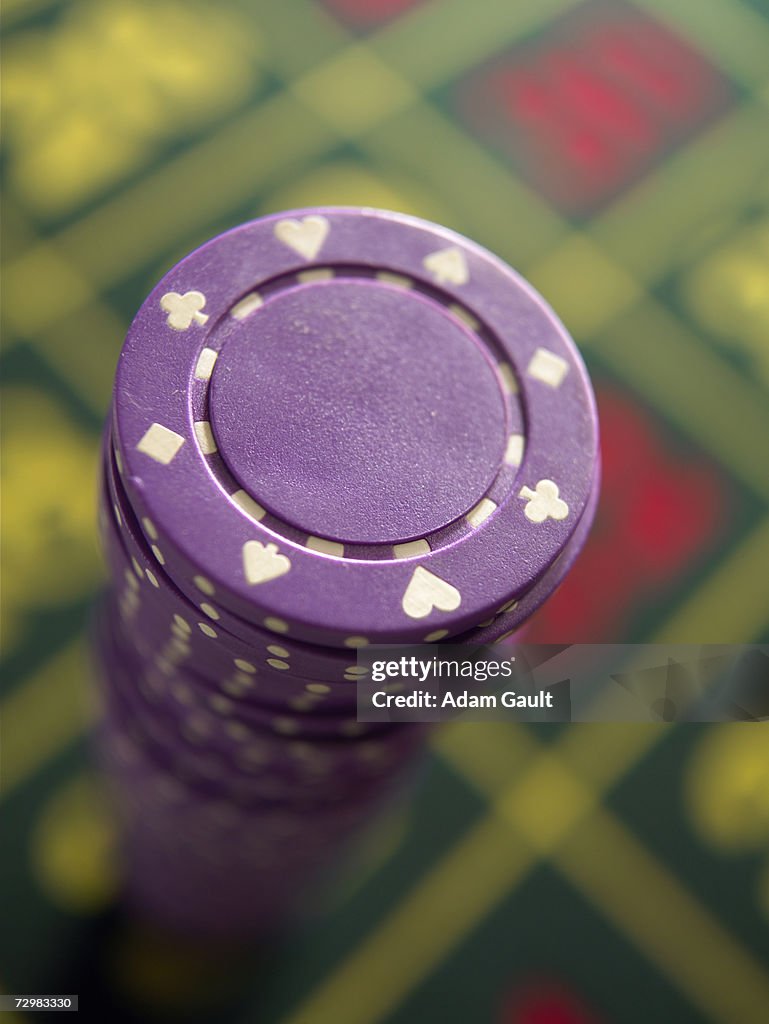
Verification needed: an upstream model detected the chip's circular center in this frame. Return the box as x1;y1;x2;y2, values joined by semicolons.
209;279;509;545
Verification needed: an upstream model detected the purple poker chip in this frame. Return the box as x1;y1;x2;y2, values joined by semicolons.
99;507;374;712
96;612;390;752
95;644;422;811
100;499;366;697
94;606;425;789
455;452;601;644
103;437;374;682
112;208;599;646
95;715;408;936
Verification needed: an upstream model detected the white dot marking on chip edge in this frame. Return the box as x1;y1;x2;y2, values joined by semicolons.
198;622;218;638
505;434;525;467
142;516;158;540
290;697;316;711
376;271;413;289
230;292;264;320
344;636;369;648
527;348;569;388
160;290;208;330
209;693;235;716
402;567;461;619
200;602;220;620
194;347;219;380
498;363;518;395
234;659;256;674
151;545;165;565
274;216;329;260
297;268;334;283
194;421;217;454
272;717;299;735
422;246;468;286
465;498;497;528
448;304;479;330
136;423;185;465
306;536;345;557
223;677;251;699
425;629;449;642
519;480;569;523
146;570;159;588
267;645;289;658
194;575;214;595
264;617;289;633
393;539;430;559
232;490;266;521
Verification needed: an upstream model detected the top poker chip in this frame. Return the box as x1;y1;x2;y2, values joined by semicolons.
113;208;598;646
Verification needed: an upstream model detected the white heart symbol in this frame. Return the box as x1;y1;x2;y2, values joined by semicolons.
422;246;469;286
274;216;330;260
402;566;461;619
243;541;291;585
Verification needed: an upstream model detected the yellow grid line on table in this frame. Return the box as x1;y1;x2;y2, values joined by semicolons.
588;101;769;283
282;811;537;1024
450;721;769;1024
5;1;765;322
357;100;569;267
554;807;769;1024
1;90;334;335
363;96;767;339
4;8;765;408
0;217;130;410
1;0;579;329
280;717;663;1024
368;0;582;89
250;0;351;78
0;640;92;800
587;295;769;503
630;0;769;90
652;517;769;643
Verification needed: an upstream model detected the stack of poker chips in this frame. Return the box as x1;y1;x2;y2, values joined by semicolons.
94;208;599;937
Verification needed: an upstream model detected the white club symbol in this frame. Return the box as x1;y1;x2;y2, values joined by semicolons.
160;290;209;330
519;480;569;523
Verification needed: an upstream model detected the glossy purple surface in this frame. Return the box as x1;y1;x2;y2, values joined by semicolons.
211;279;508;543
